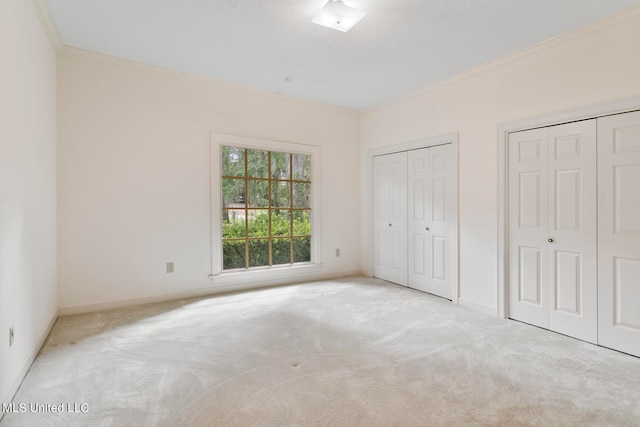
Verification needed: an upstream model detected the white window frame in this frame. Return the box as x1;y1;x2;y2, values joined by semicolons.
210;133;322;285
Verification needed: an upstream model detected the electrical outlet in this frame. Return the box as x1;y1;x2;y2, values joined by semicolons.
9;326;14;347
166;262;174;273
336;248;341;257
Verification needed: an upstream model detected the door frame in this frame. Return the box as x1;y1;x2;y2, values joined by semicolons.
368;132;459;304
497;96;640;319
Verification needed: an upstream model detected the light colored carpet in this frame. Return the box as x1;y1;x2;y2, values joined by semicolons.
2;276;639;426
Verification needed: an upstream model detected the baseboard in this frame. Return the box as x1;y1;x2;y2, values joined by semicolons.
1;312;57;416
58;270;363;316
457;297;497;317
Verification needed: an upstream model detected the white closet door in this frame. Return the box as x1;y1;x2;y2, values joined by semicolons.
373;152;408;286
508;121;597;342
508;128;550;329
429;145;454;299
598;110;640;357
547;121;597;344
408;148;431;293
408;145;454;299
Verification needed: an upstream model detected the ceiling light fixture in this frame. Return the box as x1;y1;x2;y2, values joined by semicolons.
311;0;367;32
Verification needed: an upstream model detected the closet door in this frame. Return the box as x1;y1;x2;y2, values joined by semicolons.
598;111;640;357
508;127;550;329
547;121;597;343
509;121;597;343
408;145;454;299
408;148;431;292
373;152;408;286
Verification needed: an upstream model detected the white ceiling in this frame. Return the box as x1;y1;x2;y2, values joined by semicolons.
44;0;640;110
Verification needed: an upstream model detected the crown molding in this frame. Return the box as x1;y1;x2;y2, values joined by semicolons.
364;5;640;113
30;0;62;51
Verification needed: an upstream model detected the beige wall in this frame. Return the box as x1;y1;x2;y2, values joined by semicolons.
0;0;58;405
57;49;361;312
360;9;640;312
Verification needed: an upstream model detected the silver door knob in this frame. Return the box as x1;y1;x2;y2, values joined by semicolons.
548;238;554;243
425;227;430;231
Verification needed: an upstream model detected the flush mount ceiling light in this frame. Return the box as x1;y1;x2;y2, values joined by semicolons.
311;0;367;32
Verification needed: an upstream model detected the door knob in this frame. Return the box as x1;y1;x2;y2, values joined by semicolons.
548;238;554;243
388;223;392;227
425;227;430;231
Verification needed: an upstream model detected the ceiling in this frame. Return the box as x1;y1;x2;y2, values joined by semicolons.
44;0;640;110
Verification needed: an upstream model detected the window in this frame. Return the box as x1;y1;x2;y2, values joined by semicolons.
211;134;321;279
221;147;311;269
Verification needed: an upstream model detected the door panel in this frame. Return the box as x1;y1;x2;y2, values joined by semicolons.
519;246;542;305
554;250;581;314
413;234;427;276
373;152;407;286
509;128;549;328
548;120;597;344
614;165;640;233
375;229;389;268
408;148;431;292
374;159;390;271
432;236;446;281
554;169;581;231
391;229;404;270
598;110;640;357
413;181;425;219
408;145;453;299
519;172;542;229
614;258;640;330
432;178;446;221
427;145;453;299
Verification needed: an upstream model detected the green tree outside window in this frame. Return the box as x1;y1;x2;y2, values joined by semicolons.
221;147;311;270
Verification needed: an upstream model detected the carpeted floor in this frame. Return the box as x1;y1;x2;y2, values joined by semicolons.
2;276;639;426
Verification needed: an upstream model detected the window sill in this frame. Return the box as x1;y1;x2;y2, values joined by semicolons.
209;263;324;287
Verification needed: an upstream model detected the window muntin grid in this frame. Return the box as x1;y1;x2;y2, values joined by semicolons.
221;146;311;270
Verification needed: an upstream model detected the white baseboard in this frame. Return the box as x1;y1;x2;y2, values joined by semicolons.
58;270;363;316
1;313;57;412
457;297;497;317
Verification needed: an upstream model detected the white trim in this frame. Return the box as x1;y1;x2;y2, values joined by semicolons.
30;0;63;51
1;313;57;411
368;133;456;157
367;132;460;304
496;96;640;319
209;133;322;286
57;271;362;316
457;298;496;317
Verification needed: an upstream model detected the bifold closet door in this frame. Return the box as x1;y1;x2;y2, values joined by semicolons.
508;120;597;343
373;152;408;286
508;127;550;328
598;111;640;357
408;145;454;299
